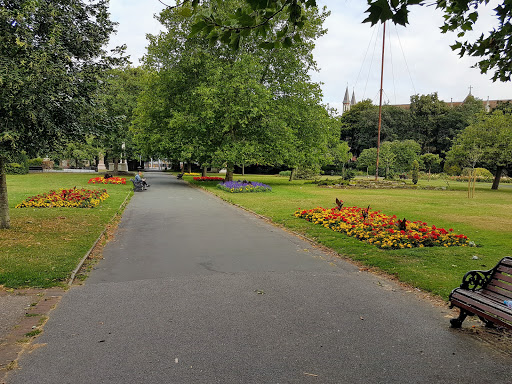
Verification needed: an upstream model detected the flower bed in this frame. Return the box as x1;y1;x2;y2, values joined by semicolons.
88;176;126;185
193;176;225;181
218;181;272;193
184;172;200;176
16;188;109;208
295;206;470;249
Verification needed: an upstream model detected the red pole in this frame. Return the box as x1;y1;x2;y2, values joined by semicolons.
375;21;385;181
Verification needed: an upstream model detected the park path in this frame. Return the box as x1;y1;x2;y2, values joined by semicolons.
6;172;512;383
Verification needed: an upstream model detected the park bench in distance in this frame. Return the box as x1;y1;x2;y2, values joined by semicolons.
449;257;512;329
28;166;43;172
130;179;144;192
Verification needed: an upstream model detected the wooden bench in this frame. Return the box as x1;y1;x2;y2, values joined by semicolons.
130;179;144;192
449;256;512;329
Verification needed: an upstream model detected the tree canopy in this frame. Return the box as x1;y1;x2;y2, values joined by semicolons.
177;0;512;82
0;0;118;228
132;1;337;180
445;110;512;189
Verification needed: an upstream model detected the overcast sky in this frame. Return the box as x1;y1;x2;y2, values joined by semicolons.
107;0;511;113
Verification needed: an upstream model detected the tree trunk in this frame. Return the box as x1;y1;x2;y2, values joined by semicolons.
242;164;245;176
225;162;234;182
0;158;10;229
202;166;207;177
113;158;119;175
492;166;503;190
289;168;296;182
187;163;192;174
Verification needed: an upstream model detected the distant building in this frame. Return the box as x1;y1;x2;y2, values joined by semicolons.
342;87;511;113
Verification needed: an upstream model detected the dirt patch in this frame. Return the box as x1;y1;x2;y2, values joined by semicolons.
457;321;512;357
0;288;65;384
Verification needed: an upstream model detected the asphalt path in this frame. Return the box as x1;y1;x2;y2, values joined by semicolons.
7;173;512;383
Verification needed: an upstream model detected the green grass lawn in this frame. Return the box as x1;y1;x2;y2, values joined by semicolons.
0;173;133;288
190;174;512;300
3;172;511;298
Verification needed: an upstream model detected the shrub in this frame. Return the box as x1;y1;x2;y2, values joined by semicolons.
295;166;320;180
343;168;356;181
5;163;28;175
28;158;44;166
444;164;462;176
461;167;493;178
279;170;292;177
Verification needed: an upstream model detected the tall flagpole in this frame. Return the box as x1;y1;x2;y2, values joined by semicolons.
375;21;385;181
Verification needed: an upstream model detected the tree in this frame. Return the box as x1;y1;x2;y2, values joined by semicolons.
99;67;146;174
420;153;441;180
411;159;419;185
0;0;117;229
389;139;421;174
180;0;512;82
133;1;332;181
329;140;353;178
356;139;420;178
446;111;512;189
409;93;449;153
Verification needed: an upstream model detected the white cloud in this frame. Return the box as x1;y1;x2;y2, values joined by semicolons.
107;0;511;104
107;0;166;65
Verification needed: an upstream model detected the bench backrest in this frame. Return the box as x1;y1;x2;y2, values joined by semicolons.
482;257;512;302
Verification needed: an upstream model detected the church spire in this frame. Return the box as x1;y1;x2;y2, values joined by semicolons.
343;86;351;113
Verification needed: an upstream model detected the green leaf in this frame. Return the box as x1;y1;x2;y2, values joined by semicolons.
188;20;208;37
230;34;241;50
259;41;275;49
177;7;193;18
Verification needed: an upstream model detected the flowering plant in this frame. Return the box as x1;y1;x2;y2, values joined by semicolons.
16;188;109;208
193;177;225;181
295;206;470;249
184;172;200;176
218;180;272;193
88;176;126;185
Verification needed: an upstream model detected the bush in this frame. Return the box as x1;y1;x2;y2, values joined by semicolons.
343;169;356;181
279;170;291;177
462;167;493;178
28;158;44;166
5;163;28;175
295;166;320;180
444;164;462;176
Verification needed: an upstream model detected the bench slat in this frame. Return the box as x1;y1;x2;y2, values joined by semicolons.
482;289;512;303
500;258;512;269
451;290;512;323
453;289;505;308
487;279;512;295
493;271;512;288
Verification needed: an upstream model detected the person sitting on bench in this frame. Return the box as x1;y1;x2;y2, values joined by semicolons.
135;171;150;190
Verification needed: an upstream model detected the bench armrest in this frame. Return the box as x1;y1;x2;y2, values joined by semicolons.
460;269;494;291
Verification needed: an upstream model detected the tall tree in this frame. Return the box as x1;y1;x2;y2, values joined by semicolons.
133;1;332;180
446;111;512;189
0;0;117;229
409;93;449;153
99;66;146;173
